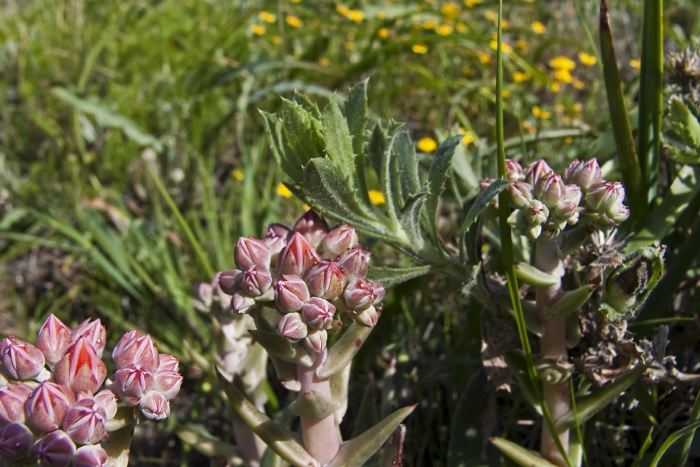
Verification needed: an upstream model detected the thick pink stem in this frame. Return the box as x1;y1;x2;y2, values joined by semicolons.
297;356;340;464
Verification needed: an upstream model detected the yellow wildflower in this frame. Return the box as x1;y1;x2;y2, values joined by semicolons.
347;9;364;22
276;183;293;198
259;11;276;24
630;59;641;69
417;137;438;153
549;82;561;93
515;39;529;52
461;130;475;145
378;10;387;20
368;190;386;205
513;71;531;83
483;10;498;22
232;169;245;181
437;24;454;36
303;203;311;211
532;106;551;120
464;0;481;7
378;27;390;39
490;40;512;53
578;52;597;66
441;2;460;18
462;65;474;76
502;89;510;98
336;4;350;15
478;52;491;64
549;56;576;71
345;41;356;50
271;35;282;45
412;44;429;55
291;0;301;3
573;79;585;90
573;103;583;113
286;15;302;28
319;57;331;66
554;104;565;114
422;19;438;30
251;24;266;36
531;21;546;34
456;22;467;32
554;68;573;83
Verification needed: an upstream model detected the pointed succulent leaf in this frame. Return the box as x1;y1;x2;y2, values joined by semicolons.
328;405;415;467
289;390;339;420
399;192;428;250
330;364;351;425
269;355;301;392
317;323;373;379
249;330;313;367
216;368;320;467
515;262;560;287
458;179;511;236
556;367;643;430
490;437;558;467
425;135;462;241
368;264;431;287
177;424;242;462
544;285;596;319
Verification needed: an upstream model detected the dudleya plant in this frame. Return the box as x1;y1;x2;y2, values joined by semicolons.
0;315;182;466
210;210;411;467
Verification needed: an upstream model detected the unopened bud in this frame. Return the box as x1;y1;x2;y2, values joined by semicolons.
586;182;625;212
343;278;376;311
564;158;601;192
277;313;308;341
33;429;76;467
53;338;107;394
305;261;346;300
337;247;370;279
112;366;154;407
1;336;46;381
36;314;72;367
235;237;271;270
535;174;567;208
372;281;386;305
0;383;32;424
526;200;549;226
506;159;525;181
153;358;182;400
231;293;256;314
0;422;33;461
25;382;75;432
71;319;107;357
301;297;336;330
239;266;273;298
292;210;329;248
62;397;107;445
112;331;159;373
607;201;630;224
74;444;108;467
322;225;359;257
216;269;241;295
304;330;328;354
509;181;533;209
275;275;310;313
354;305;380;327
277;232;321;276
139;390;170;420
525;159;553;185
93;390;117;421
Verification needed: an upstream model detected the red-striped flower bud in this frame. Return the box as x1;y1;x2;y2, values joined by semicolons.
231;293;255;314
292;210;329;248
0;383;32;425
235;236;271;270
112;366;154;407
239;266;273;298
33;430;75;467
93;390;117;421
526;200;549;226
74;444;107;467
1;336;46;381
217;269;241;295
304;330;328;354
139;390;170;421
275;275;310;313
554;201;580;225
354;305;380;327
509;182;533;209
53;338;107;395
25;382;74;432
277;312;308;341
156;354;179;373
305;261;346;300
153;357;182;400
36;314;72;367
301;297;336;330
322;225;358;258
607;202;630;224
586;181;625;212
264;223;290;260
372;281;386;305
343;278;376;311
71;319;107;357
564;158;601;192
525;159;554;185
112;332;159;373
62;397;107;445
506;159;525;181
535;174;567;208
277;232;321;276
337;247;370;279
267;223;292;239
0;422;32;460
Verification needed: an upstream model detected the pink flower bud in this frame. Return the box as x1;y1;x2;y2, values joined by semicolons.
139;390;170;420
535;174;566;208
0;422;32;460
292;210;329;248
301;297;336;330
156;354;179;373
33;430;75;467
231;293;255;314
277;232;321;276
509;182;533;209
354;305;380;327
153;359;182;400
563;184;582;206
277;313;309;341
275;275;310;313
526;200;549;226
112;332;159;373
217;269;242;295
525;159;553;186
0;383;32;425
372;281;386;305
267;223;292;239
74;444;107;467
322;225;359;257
62;397;107;445
53;338;107;395
304;330;328;354
36;315;73;367
93;390;117;421
1;336;46;381
343;278;376;311
239;266;273;298
263;235;287;259
71;319;107;357
25;382;75;432
235;236;271;270
479;177;495;191
564;158;601;192
606;201;630;224
305;261;347;300
506;159;525;181
112;366;154;407
554;201;580;225
337;247;370;279
586;181;625;212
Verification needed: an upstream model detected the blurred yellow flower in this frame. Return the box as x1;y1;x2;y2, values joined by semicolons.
417;137;438;153
464;0;481;7
412;44;429;55
276;183;293;198
573;103;583;113
513;71;531;83
459;128;475;145
347;9;364;22
549;82;561;93
232;169;245;181
549;56;576;71
630;59;641;69
319;57;331;66
554;69;573;83
437;24;454;36
286;15;302;28
368;190;386;205
490;40;512;53
483;10;498;22
573;79;586;90
272;35;282;45
462;65;474;76
478;52;491;64
291;0;302;3
531;21;546;34
532;106;551;120
378;10;387;20
441;2;460;18
336;4;350;15
578;52;597;66
422;19;438;30
251;24;266;36
554;103;565;114
502;89;510;97
456;22;467;32
515;39;529;52
259;11;276;24
378;27;390;39
345;41;356;50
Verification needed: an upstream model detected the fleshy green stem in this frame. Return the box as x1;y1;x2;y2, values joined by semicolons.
297;355;340;464
536;238;570;466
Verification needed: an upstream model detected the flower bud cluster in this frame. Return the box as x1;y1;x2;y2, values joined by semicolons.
218;211;385;354
481;159;629;239
0;314;181;466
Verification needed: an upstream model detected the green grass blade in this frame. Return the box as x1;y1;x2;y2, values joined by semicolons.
650;420;700;467
679;389;700;465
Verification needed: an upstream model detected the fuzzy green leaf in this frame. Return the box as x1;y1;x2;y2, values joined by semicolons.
544;285;596;319
289;390;339;420
249;330;313;367
491;437;558;467
458;179;511;235
426;136;462;241
344;79;369;157
328;405;416;467
394;130;421;200
280;98;324;164
317;323;373;379
368;264;432;287
261;111;304;182
322;96;355;181
368;123;387;179
399;191;427;250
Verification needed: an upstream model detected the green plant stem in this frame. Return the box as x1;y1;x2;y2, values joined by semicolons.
297;356;340;464
536;238;570;465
